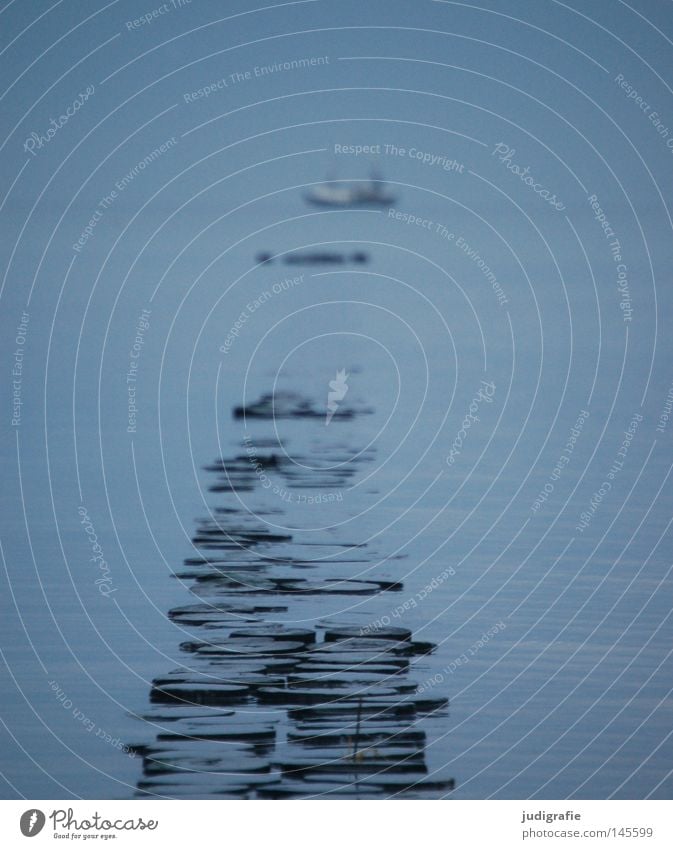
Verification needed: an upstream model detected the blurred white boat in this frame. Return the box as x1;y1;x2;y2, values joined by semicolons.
305;173;395;207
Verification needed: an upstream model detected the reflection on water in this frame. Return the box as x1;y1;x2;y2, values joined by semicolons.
255;250;370;266
131;393;454;798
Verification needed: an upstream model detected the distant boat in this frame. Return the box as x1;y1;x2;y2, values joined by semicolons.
256;251;369;265
233;390;373;420
304;172;396;207
234;391;326;420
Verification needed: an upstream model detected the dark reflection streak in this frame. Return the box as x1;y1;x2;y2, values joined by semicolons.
131;394;454;798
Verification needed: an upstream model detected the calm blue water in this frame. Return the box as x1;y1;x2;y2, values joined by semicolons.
1;0;673;800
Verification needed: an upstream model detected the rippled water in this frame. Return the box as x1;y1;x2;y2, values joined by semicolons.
3;0;673;797
130;407;455;798
3;209;673;800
